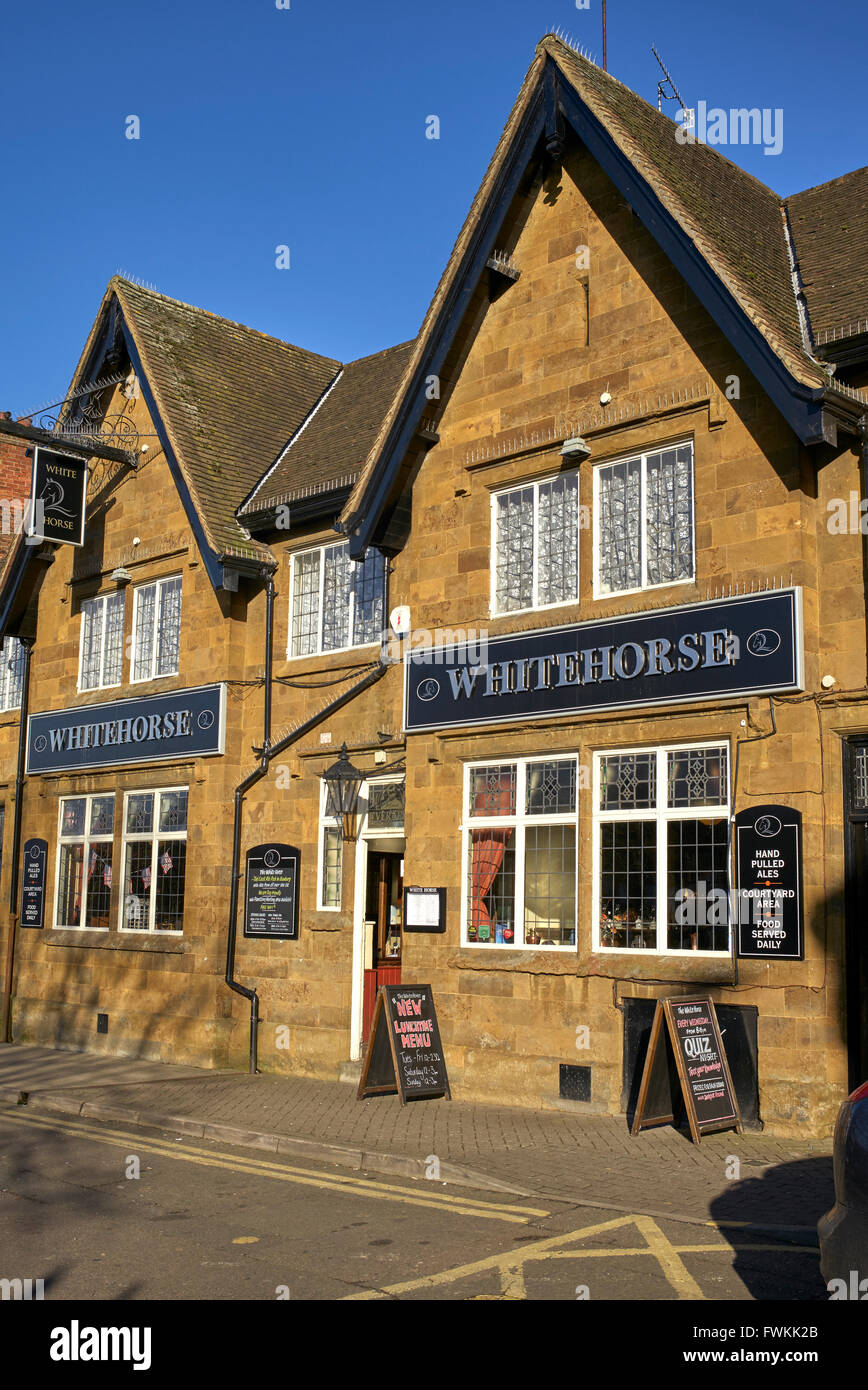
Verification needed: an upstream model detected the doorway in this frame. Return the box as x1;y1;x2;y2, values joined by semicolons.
361;850;404;1044
843;739;868;1088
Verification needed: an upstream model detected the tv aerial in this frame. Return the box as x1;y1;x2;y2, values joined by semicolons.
652;44;690;118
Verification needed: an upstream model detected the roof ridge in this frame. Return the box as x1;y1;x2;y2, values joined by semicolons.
345;339;416;370
110;276;341;369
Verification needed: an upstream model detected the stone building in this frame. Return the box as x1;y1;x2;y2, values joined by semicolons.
2;35;868;1136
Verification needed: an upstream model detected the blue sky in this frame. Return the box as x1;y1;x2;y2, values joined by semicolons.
1;0;865;415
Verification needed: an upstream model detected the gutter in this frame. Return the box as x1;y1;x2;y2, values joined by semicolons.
2;636;33;1043
224;628;389;1073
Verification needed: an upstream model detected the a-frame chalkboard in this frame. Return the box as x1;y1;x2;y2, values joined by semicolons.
631;995;742;1144
357;984;451;1105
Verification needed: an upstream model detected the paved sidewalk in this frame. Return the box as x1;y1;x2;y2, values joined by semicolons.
0;1044;833;1236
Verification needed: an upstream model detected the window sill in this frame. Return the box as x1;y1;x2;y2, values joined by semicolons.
449;947;735;984
40;929;188;954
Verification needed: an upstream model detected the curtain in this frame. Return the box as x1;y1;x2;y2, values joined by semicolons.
598;458;641;593
470;829;513;932
645;445;693;585
494;487;534;611
537;474;579;605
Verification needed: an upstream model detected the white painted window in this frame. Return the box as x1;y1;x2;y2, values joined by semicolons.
317;779;342;910
288;542;385;658
0;637;25;711
594;441;695;597
461;756;578;949
55;795;115;930
131;576;182;682
491;471;580;614
79;592;125;691
120;787;188;932
593;742;729;955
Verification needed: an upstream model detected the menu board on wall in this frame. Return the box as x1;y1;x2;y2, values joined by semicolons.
358;984;451;1104
404;886;446;932
243;843;299;940
735;804;804;959
631;995;742;1144
20;838;48;929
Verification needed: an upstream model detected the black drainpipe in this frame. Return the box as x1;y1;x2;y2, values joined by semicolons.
2;635;34;1044
224;581;388;1072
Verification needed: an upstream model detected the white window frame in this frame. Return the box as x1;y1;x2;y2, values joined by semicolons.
130;575;182;684
119;786;188;934
287;542;386;659
592;740;730;958
316;779;343;911
592;439;696;600
77;591;125;693
460;754;578;951
53;793;115;931
0;636;24;712
489;470;581;618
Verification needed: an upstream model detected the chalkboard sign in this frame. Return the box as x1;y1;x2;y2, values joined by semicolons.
20;838;48;928
735;804;804;959
243;843;299;940
357;984;451;1104
631;995;742;1144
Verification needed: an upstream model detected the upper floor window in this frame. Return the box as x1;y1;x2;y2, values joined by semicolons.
131;576;182;683
491;472;579;614
79;592;125;691
594;442;694;597
0;637;25;712
289;542;385;658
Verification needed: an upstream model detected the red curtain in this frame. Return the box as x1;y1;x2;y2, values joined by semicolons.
470;829;513;931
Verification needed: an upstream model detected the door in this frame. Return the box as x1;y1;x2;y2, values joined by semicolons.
361;850;403;1043
843;740;868;1087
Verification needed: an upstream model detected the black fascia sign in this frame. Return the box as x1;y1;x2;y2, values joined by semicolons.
404;589;803;732
29;448;87;547
735;804;804;960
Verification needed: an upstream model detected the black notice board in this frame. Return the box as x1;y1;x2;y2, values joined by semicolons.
631;995;742;1144
735;804;804;959
403;886;446;933
29;447;87;547
243;843;299;940
20;838;48;928
358;984;451;1104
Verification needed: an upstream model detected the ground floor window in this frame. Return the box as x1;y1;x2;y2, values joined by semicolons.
318;780;342;910
593;743;730;953
463;757;577;948
120;787;188;932
55;795;115;929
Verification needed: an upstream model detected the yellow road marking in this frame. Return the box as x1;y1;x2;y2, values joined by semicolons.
343;1215;818;1300
0;1109;545;1225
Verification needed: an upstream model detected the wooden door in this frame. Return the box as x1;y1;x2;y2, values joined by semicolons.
362;852;403;1043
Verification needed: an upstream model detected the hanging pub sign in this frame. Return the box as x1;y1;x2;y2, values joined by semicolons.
20;838;48;929
632;995;742;1144
243;843;300;940
358;984;451;1104
735;804;804;959
26;683;225;775
404;588;803;732
28;447;87;547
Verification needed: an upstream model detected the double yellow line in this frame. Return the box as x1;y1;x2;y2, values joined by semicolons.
1;1108;548;1225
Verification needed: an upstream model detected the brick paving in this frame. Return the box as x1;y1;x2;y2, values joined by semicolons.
0;1045;834;1230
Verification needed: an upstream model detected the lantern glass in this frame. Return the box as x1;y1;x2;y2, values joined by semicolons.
323;743;365;822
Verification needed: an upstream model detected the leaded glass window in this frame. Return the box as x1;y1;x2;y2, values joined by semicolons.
853;745;868;810
318;779;342;909
595;443;694;596
132;576;182;682
464;756;577;948
79;592;125;691
289;542;386;657
492;472;580;614
56;794;115;930
120;787;188;932
0;637;25;712
367;781;405;831
594;743;729;954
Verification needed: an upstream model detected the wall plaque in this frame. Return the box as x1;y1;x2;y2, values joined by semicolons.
243;843;299;940
735;804;804;959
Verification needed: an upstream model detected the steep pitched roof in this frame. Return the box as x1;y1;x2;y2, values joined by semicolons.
239;339;415;518
786;167;868;343
340;35;839;553
75;278;341;565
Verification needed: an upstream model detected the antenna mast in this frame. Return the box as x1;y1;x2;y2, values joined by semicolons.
602;0;607;71
651;44;687;113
